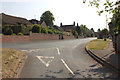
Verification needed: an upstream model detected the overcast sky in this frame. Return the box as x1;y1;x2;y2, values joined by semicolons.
1;0;115;31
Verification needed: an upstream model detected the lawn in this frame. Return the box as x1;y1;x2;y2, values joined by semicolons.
87;39;110;50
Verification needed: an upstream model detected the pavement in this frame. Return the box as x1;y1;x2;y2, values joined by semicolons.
2;38;118;78
87;41;120;77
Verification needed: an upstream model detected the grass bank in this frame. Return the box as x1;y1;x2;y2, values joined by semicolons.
86;39;110;50
2;48;26;78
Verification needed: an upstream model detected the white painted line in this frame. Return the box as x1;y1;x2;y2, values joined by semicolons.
61;59;75;75
56;48;60;55
37;56;54;67
21;50;29;52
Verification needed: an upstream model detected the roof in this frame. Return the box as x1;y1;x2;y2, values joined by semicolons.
53;25;63;31
1;13;32;25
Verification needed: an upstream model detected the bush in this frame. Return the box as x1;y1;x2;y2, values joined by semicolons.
72;30;78;36
41;28;48;34
17;33;24;35
3;27;13;35
48;30;54;34
32;24;41;33
12;33;16;35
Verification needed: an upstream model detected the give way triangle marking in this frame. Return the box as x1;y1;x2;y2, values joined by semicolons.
37;56;54;67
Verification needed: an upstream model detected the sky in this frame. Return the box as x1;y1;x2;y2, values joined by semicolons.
0;0;114;32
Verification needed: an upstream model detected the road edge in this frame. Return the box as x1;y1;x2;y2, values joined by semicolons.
85;44;120;75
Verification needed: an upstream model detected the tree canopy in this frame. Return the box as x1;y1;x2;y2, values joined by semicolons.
40;11;55;27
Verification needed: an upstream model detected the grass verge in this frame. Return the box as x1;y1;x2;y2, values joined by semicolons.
86;39;110;50
1;48;26;78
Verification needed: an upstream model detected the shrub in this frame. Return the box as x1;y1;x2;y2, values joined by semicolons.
3;27;13;35
72;30;78;36
32;24;41;33
41;28;48;34
17;33;24;35
12;33;16;35
48;30;54;34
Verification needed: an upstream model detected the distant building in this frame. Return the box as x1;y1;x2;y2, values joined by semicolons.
29;19;40;25
1;13;32;26
60;22;76;32
53;25;63;31
29;19;47;28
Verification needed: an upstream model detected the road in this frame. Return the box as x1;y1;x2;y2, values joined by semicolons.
2;38;117;78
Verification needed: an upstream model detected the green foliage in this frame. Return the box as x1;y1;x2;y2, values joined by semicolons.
72;30;78;36
75;26;81;35
80;24;90;37
48;29;54;34
17;33;24;35
32;24;41;33
12;33;16;35
40;11;55;27
101;28;109;37
41;28;48;34
2;27;13;35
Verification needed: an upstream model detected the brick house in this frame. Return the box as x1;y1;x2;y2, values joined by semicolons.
60;22;76;32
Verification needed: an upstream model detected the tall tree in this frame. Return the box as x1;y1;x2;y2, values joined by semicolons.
75;26;81;35
40;11;55;27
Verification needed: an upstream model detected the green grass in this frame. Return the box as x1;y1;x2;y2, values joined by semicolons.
87;39;110;50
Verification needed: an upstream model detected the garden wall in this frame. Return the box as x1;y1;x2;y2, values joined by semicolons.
2;35;30;43
2;33;76;43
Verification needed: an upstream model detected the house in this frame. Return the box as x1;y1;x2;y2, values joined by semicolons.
29;19;40;25
60;22;76;32
1;13;32;26
29;19;47;28
53;25;63;31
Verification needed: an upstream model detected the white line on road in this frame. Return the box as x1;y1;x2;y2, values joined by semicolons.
37;56;54;67
61;59;75;75
56;48;60;55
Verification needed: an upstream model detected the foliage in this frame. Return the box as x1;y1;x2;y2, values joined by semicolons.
41;27;48;34
48;27;56;33
101;28;109;37
40;11;55;27
2;27;13;35
17;32;24;35
80;24;90;37
72;30;78;36
75;26;81;35
12;33;16;35
83;0;120;16
48;29;54;34
32;24;41;33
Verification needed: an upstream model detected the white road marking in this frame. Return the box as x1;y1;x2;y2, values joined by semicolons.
61;59;75;75
21;50;28;52
37;56;54;67
56;48;60;55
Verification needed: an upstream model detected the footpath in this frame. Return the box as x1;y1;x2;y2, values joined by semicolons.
86;41;120;77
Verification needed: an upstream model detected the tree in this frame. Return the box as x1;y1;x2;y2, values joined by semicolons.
32;24;41;33
40;11;55;27
101;28;109;37
91;28;95;32
83;0;120;16
75;26;81;35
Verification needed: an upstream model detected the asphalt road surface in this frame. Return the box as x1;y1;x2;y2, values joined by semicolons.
2;38;117;78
